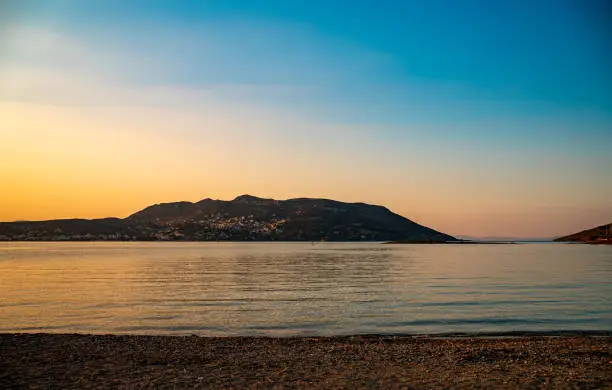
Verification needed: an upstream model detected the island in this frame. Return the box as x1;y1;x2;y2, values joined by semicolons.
0;195;456;242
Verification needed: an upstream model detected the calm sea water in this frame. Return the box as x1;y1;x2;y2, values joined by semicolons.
0;242;610;336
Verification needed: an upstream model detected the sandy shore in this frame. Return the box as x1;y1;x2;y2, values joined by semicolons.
1;333;611;389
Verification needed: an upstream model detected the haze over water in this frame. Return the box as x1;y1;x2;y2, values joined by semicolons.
1;242;610;337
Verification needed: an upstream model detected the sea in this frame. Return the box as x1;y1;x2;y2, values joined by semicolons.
0;242;610;336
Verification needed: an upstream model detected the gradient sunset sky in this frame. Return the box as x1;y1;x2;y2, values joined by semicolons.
1;0;611;238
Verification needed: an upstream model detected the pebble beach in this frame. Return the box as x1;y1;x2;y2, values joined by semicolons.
1;333;611;389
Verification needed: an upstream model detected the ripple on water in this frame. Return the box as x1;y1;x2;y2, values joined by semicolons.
0;242;610;336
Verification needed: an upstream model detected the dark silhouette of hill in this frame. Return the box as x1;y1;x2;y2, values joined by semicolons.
0;218;146;241
126;195;455;241
554;222;612;243
0;195;456;242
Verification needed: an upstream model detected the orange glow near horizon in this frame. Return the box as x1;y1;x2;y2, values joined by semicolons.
1;100;610;238
2;20;611;239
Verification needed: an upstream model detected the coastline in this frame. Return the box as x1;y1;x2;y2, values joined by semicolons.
2;333;610;389
384;240;519;244
2;239;453;243
2;239;609;245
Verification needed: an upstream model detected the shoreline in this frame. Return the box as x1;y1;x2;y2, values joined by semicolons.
2;333;610;389
3;329;612;338
385;240;519;244
2;239;608;244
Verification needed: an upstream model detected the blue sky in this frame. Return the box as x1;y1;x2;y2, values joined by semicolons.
1;0;611;236
6;0;611;138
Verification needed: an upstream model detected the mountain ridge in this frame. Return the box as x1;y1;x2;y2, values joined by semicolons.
0;195;456;242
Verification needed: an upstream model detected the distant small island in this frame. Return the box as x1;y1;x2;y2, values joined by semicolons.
0;195;456;242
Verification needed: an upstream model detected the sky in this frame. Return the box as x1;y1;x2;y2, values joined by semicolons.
1;0;611;238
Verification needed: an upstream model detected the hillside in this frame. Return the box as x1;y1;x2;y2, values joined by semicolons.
554;222;612;243
0;195;456;242
0;218;147;241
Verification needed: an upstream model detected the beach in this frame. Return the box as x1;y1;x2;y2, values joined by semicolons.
1;333;610;389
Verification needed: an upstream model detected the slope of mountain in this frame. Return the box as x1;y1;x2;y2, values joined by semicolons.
0;195;456;242
126;195;456;241
0;218;144;241
554;222;612;243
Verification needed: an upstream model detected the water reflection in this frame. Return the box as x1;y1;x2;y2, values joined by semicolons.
0;242;610;336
